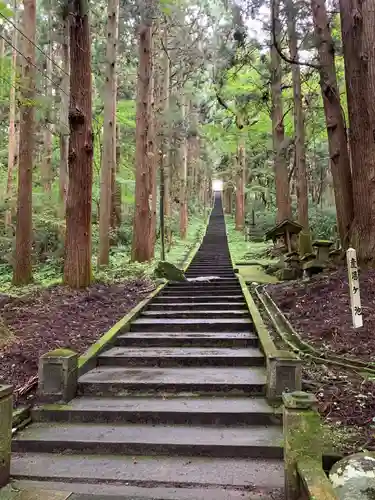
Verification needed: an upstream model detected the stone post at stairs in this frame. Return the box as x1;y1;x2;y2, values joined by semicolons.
38;349;78;403
0;385;13;487
283;391;320;500
267;350;302;401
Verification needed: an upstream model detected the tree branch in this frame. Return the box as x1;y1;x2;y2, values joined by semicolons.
271;0;320;70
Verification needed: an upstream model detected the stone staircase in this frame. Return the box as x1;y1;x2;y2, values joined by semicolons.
10;193;284;499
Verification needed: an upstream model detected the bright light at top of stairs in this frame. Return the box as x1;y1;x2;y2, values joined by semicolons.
212;179;223;191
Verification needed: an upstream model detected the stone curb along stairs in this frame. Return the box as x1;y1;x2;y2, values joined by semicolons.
10;193;287;500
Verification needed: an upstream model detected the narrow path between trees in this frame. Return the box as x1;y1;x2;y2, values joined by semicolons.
10;192;284;500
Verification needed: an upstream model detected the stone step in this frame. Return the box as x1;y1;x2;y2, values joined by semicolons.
98;346;264;368
77;366;266;396
187;266;233;271
146;302;246;311
184;275;235;279
165;287;242;294
32;396;282;426
186;269;233;272
11;481;284;500
140;310;249;319
159;289;243;297
167;281;241;287
185;269;234;274
152;295;245;303
12;422;283;459
11;454;284;493
130;318;253;332
187;265;233;269
115;332;258;348
186;264;233;268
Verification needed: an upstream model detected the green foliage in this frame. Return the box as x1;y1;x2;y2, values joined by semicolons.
308;205;338;240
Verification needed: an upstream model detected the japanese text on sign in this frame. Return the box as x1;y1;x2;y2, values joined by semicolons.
346;247;363;328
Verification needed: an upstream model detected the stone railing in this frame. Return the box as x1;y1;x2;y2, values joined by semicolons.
238;276;302;402
283;391;339;500
0;385;12;487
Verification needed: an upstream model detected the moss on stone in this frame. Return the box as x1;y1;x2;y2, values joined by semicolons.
42;348;76;358
299;231;313;256
78;281;167;372
154;261;186;281
313;239;333;246
39;403;73;410
238;276;278;359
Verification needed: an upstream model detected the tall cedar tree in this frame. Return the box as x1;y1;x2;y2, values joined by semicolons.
271;0;292;222
339;0;375;260
98;0;119;266
63;0;93;287
235;143;245;230
160;29;170;256
5;0;19;228
41;2;53;191
311;0;353;248
110;123;122;228
59;9;70;215
13;0;36;285
179;94;188;239
131;0;154;262
286;0;309;231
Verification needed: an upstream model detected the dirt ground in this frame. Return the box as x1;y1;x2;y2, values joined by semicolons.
267;269;375;453
268;268;375;362
0;279;153;405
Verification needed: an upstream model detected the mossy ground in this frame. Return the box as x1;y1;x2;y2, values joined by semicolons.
225;216;278;284
0;215;207;297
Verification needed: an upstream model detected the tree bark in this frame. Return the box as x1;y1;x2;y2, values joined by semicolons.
98;0;119;266
150;28;162;257
111;123;121;228
179;94;188;239
59;11;70;218
286;0;309;231
63;0;93;287
5;0;19;228
339;0;375;260
13;0;36;285
162;36;172;247
271;0;292;222
159;28;170;260
41;4;53;192
224;181;233;214
312;0;353;248
131;4;154;262
235;144;245;230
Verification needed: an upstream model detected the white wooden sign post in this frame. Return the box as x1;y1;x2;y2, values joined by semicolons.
346;247;363;328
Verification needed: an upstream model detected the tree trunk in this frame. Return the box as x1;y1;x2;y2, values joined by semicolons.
312;0;353;249
111;123;121;228
98;0;119;266
188;105;200;207
224;182;233;214
131;4;154;262
179;94;188;239
159;28;170;260
5;0;19;228
41;4;53;192
235;144;245;230
59;11;70;217
286;0;309;231
271;0;292;222
63;0;93;288
150;30;161;257
339;0;375;260
162;37;171;246
13;0;36;285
